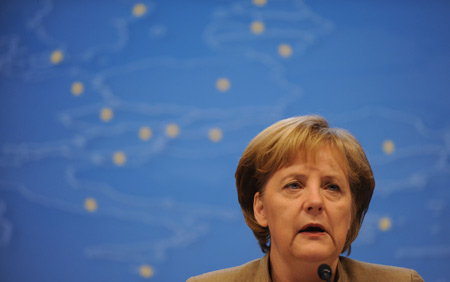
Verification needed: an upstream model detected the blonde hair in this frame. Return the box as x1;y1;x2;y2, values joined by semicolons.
235;115;375;254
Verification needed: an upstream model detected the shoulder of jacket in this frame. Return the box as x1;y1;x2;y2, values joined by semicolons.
187;257;263;282
339;256;424;282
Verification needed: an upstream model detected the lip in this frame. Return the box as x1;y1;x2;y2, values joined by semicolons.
298;223;328;236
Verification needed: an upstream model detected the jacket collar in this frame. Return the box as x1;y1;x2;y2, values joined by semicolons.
261;253;346;282
257;253;272;282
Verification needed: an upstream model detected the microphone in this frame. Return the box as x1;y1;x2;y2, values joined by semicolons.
318;264;332;282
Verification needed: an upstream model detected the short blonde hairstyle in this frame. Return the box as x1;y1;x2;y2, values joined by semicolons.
235;115;375;254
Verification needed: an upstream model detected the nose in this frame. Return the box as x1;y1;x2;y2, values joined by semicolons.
304;186;323;214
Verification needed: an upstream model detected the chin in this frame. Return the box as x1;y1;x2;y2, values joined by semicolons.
292;247;337;263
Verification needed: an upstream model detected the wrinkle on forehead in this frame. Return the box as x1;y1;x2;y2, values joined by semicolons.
260;144;351;197
283;144;350;178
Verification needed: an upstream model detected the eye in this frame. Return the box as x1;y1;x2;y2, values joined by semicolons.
326;184;341;192
284;182;302;190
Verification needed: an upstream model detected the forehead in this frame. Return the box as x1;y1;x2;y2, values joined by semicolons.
283;145;349;176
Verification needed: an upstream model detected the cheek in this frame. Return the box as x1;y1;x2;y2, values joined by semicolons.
345;210;352;231
347;198;356;230
265;200;294;231
337;200;353;233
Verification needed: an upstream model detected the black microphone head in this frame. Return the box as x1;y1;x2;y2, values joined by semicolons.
318;264;332;281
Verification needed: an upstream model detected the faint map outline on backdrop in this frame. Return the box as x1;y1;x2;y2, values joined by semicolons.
0;0;449;281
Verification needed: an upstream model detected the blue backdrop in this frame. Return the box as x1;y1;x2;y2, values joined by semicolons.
0;0;449;281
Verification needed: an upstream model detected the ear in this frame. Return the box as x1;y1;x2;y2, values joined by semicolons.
253;192;268;227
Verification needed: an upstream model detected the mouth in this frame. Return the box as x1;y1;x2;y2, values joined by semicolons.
299;224;327;234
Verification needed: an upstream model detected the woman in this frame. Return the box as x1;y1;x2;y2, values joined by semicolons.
188;115;423;282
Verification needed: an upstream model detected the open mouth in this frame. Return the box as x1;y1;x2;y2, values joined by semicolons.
299;225;326;234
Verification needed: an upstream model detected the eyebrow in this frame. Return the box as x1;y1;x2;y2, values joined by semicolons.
321;175;347;184
279;173;307;184
279;172;347;185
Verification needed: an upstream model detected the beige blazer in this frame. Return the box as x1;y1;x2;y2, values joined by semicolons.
187;254;424;282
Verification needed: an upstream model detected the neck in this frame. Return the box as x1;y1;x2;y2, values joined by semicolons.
269;251;338;282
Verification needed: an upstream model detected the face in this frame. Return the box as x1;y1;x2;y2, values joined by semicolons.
254;146;353;264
